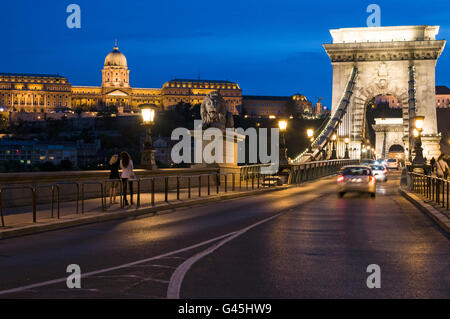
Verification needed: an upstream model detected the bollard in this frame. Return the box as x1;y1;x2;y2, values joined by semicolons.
232;173;235;191
198;175;202;197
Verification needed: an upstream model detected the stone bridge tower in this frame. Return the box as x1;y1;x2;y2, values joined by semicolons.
324;26;446;160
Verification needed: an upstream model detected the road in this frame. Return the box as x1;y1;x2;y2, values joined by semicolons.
0;171;448;298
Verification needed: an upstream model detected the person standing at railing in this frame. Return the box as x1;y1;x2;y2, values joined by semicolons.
109;154;120;204
430;157;436;173
120;152;135;206
435;154;449;179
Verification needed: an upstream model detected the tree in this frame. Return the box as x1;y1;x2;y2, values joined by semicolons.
98;105;118;117
75;106;83;117
0;113;9;132
284;98;300;118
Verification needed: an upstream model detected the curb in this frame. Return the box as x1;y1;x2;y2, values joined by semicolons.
0;186;290;240
399;187;450;234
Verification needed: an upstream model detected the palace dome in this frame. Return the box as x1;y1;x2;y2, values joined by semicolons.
104;45;127;67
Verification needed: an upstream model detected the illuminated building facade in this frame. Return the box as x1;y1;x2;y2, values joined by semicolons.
242;94;318;118
0;73;72;112
162;79;241;115
242;95;289;118
0;43;242;114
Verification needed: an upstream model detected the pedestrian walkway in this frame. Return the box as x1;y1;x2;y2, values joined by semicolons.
0;183;279;237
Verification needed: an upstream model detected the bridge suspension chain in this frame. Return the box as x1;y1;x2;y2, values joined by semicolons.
292;66;358;163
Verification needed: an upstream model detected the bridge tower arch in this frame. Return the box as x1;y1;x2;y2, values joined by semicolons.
324;25;445;161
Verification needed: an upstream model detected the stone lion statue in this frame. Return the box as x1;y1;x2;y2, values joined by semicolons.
200;91;234;130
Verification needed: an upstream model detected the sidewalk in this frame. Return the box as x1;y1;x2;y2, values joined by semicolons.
399;187;450;234
0;184;288;239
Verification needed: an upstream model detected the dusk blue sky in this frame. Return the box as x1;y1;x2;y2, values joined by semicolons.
2;0;450;108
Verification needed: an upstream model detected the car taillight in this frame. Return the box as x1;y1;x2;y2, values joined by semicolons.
383;168;387;174
337;175;344;183
369;176;375;183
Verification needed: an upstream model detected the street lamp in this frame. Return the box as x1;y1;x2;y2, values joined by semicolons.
307;129;314;153
139;104;157;170
412;115;425;165
344;137;350;159
278;120;288;164
330;133;337;160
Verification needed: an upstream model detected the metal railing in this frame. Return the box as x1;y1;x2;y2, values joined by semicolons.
0;162;354;228
288;159;359;184
408;172;449;211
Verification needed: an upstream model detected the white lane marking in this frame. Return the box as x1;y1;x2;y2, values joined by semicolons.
0;231;238;296
167;211;285;299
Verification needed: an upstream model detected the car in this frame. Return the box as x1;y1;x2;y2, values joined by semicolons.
261;176;283;187
385;158;399;170
337;165;376;198
361;159;376;166
370;164;388;182
375;159;386;166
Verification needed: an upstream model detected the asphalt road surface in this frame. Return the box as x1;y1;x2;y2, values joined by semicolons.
0;171;448;298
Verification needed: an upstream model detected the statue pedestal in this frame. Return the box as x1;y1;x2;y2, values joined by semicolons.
141;149;157;170
191;130;245;174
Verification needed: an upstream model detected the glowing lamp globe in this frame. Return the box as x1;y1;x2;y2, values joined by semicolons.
278;120;288;132
414;115;425;131
139;104;156;124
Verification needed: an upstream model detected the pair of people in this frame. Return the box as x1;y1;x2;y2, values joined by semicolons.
109;152;135;206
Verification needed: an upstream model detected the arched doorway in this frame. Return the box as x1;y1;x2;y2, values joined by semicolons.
388;144;405;162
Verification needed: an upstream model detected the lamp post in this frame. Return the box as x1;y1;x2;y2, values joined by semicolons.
278;120;288;164
344;137;350;159
330;133;337;160
307;129;314;153
412;115;425;165
366;145;371;160
139;104;157;170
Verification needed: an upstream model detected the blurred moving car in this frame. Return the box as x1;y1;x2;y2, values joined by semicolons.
261;176;283;187
361;159;376;166
385;158;399;170
375;159;386;166
370;164;388;182
337;165;376;198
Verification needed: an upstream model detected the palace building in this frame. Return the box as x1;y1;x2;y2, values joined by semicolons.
0;42;242;114
0;73;72;112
